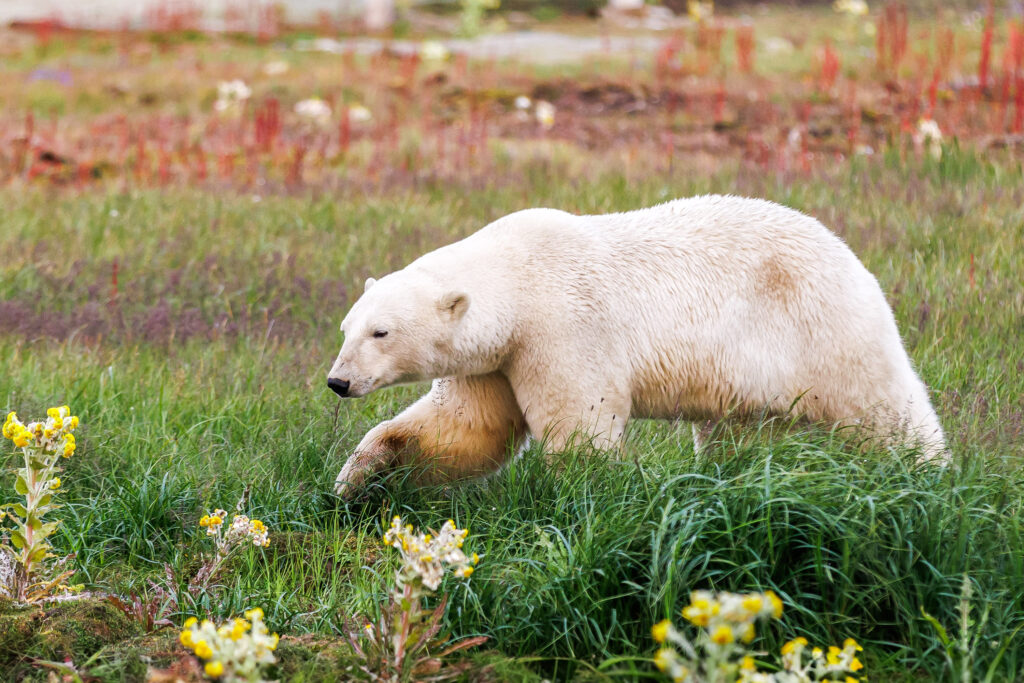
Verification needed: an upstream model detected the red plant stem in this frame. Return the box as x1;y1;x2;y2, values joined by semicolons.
1014;74;1024;132
339;107;350;156
110;258;119;301
927;69;940;119
736;25;755;74
289;145;305;186
821;41;840;92
195;146;207;181
714;82;726;122
979;2;994;94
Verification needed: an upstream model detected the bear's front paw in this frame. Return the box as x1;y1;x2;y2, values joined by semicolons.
333;423;399;499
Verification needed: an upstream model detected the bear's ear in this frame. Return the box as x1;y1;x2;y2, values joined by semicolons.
364;277;377;293
438;291;470;320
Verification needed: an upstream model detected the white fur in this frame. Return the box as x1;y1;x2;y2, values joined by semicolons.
329;196;946;495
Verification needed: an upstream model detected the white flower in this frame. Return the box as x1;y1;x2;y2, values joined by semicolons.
218;79;252;101
535;100;556;129
834;0;869;16
917;118;942;142
515;95;532;110
262;60;289;76
763;37;794;55
420;41;449;62
295;98;332;125
347;104;372;123
214;79;251;113
915;118;943;160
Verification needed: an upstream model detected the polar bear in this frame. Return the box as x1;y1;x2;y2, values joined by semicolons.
327;196;946;496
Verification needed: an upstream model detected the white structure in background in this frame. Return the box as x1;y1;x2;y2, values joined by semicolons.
364;0;395;30
607;0;645;10
0;0;347;30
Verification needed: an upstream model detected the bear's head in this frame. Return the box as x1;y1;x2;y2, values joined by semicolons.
327;273;469;398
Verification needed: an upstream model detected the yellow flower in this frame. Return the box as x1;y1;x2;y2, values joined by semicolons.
740;655;756;671
69;416;79;430
50;478;61;490
742;595;763;613
2;412;17;439
844;637;863;651
13;430;31;448
245;607;264;620
845;678;860;683
782;637;808;656
827;645;842;666
710;625;734;645
654;647;675;672
741;621;756;643
269;633;279;650
682;597;713;626
472;552;480;565
184;617;198;628
652;619;672;643
179;630;194;647
812;647;823;659
62;433;75;457
199;516;211;527
766;590;783;618
193;640;213;659
228;619;250;640
850;657;864;672
209;515;222;526
204;660;224;677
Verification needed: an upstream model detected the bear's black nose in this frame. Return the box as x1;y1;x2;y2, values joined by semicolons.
327;378;350;397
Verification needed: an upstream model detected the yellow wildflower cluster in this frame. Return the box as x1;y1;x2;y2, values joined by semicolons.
383;516;478;592
652;590;866;683
3;406;78;456
2;405;81;603
200;509;271;548
680;590;784;644
653;590;783;682
767;636;864;683
179;607;278;682
200;509;227;535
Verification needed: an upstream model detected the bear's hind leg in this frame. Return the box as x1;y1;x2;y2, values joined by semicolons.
334;372;528;497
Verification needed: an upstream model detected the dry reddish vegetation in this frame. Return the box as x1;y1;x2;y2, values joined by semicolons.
1;4;1023;194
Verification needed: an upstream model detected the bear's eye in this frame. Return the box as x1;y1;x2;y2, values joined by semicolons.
372;330;389;338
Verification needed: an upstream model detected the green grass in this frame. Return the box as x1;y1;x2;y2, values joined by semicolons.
0;146;1022;681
